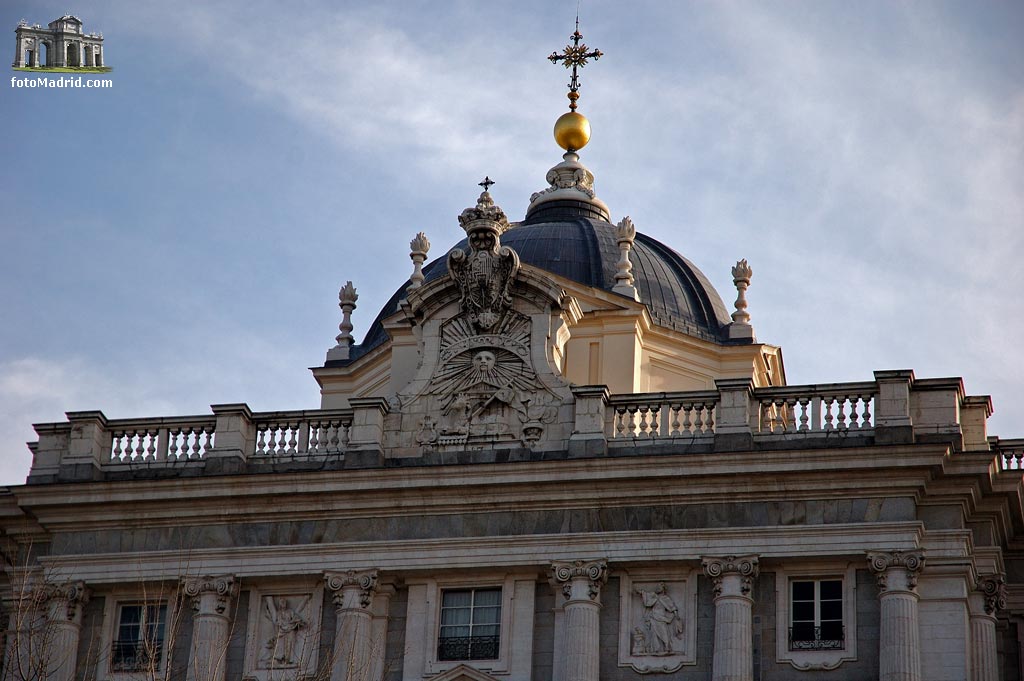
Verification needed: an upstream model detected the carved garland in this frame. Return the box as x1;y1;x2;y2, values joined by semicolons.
183;574;237;615
324;569;379;610
701;556;759;598
551;559;608;601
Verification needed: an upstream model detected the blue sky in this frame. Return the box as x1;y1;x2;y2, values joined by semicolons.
1;0;1022;484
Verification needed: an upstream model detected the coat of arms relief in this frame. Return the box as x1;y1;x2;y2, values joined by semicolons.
396;189;569;450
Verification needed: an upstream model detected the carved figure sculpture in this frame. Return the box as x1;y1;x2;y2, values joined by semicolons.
634;583;683;655
261;596;308;667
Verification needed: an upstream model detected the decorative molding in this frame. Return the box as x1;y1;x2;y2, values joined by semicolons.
551;559;608;601
866;550;925;592
323;569;379;610
774;562;859;671
701;555;759;598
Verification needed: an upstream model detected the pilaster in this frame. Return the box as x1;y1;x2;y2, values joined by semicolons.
702;555;759;681
867;551;925;681
183;574;238;681
551;559;608;681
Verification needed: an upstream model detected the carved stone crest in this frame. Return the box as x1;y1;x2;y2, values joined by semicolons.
448;190;520;332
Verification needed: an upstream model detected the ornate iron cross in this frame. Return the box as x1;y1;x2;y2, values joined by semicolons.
548;18;603;111
478;176;495;192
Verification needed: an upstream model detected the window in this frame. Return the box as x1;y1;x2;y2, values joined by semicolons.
111;603;167;672
437;588;501;661
789;579;843;650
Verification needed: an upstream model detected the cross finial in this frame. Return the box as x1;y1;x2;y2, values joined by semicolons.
478;176;495;192
548;17;603;112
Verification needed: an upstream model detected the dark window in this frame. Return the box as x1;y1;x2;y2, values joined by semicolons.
112;603;167;672
437;588;501;661
789;579;844;650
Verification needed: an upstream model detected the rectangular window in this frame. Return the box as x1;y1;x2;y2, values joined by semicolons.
112;603;167;672
789;579;844;650
437;588;501;661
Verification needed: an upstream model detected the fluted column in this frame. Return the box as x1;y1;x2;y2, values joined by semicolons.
702;556;759;681
867;551;924;681
970;574;1005;681
551;559;608;681
325;570;379;681
183;575;237;681
40;581;90;681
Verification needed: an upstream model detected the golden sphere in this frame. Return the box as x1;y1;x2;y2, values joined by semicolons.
553;111;591;151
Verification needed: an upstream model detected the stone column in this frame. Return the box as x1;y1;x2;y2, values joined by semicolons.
550;559;608;681
970;575;1005;681
324;570;379;681
702;556;759;681
183;575;237;681
39;581;90;681
867;551;925;681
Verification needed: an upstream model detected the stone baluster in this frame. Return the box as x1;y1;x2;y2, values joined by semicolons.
183;575;237;681
324;570;379;681
970;574;1005;681
327;282;359;361
550;559;608;681
39;581;90;681
407;232;430;292
612;217;639;301
702;555;759;681
867;551;925;681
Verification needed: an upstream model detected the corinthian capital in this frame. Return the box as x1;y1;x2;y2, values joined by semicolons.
324;569;379;610
701;555;759;598
182;574;237;615
866;550;925;592
977;574;1007;615
550;559;608;602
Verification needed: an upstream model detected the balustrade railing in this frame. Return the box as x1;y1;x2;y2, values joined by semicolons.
109;417;215;465
997;439;1024;471
753;384;876;435
607;391;719;440
251;409;352;457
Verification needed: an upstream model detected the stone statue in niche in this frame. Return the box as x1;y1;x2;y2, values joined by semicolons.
259;596;309;668
633;582;683;655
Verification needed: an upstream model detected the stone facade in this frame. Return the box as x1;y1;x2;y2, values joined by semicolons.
2;87;1024;681
12;15;104;69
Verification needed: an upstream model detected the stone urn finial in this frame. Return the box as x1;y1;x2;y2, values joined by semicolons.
327;281;359;361
727;259;755;341
612;216;640;301
407;232;431;292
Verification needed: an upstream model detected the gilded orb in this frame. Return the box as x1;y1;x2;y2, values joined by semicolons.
553;111;591;151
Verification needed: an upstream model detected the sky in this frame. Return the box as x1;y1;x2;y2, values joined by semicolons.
0;0;1022;485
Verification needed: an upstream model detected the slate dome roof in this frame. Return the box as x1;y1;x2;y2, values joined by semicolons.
342;198;734;363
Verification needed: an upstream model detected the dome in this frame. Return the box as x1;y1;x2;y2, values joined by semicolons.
345;198;733;363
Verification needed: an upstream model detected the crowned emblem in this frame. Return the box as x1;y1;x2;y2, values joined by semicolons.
448;185;520;331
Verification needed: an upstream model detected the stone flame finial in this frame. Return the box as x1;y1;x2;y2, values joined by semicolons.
612;216;640;301
728;259;755;341
326;281;359;361
407;232;431;292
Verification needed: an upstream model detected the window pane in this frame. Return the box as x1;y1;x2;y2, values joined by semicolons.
439;624;471;638
820;600;843;621
474;589;501;607
820;621;844;640
472;624;499;637
792;601;814;621
442;591;472;608
791;622;815;641
819;580;842;599
792;581;814;600
472;605;500;625
441;607;471;626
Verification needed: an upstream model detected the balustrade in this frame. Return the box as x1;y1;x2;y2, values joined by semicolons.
109;419;215;464
252;411;351;457
754;384;876;435
607;392;718;440
997;439;1024;471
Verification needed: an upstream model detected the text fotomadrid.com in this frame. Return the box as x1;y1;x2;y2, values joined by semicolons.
10;76;113;88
